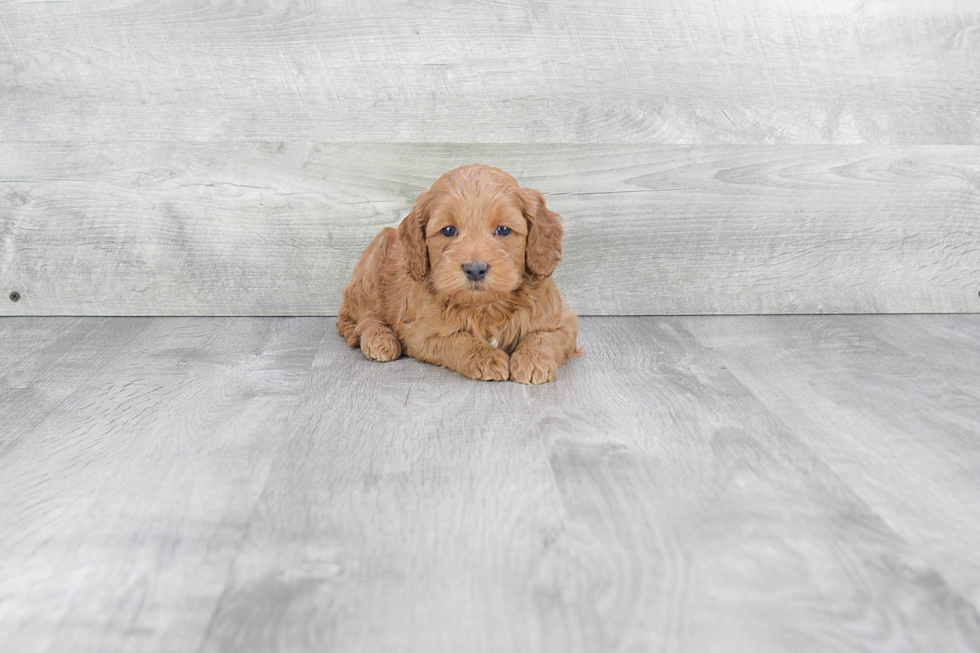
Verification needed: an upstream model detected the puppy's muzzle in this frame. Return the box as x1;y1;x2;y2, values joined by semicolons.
462;261;489;282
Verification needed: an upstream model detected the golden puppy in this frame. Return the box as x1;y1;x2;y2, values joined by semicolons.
337;164;581;383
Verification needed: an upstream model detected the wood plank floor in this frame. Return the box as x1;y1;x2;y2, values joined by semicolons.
1;316;978;652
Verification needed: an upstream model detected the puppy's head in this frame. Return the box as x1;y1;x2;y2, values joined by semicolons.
398;164;563;305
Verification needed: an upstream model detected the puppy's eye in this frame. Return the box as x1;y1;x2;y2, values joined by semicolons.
494;226;512;236
440;226;457;237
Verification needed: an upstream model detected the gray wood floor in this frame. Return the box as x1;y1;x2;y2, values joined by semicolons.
1;316;979;652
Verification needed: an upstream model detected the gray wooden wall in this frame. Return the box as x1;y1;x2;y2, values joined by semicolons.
2;1;978;316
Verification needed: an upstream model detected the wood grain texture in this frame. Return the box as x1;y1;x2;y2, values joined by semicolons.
1;0;978;144
2;143;979;316
4;316;979;652
685;314;980;608
3;0;978;315
0;316;328;652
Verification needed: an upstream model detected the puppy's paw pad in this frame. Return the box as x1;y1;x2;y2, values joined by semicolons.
510;350;559;385
360;328;401;361
463;348;510;381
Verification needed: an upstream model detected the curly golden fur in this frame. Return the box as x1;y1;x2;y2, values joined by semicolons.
337;164;581;383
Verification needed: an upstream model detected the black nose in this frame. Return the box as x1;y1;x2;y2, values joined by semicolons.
462;261;489;282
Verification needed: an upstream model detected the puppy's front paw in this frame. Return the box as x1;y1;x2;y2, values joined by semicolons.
460;347;510;381
510;348;559;385
360;326;402;362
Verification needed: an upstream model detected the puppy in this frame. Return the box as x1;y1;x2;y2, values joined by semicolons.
337;164;581;384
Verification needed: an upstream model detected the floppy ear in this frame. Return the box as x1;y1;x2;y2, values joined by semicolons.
520;188;563;277
398;189;434;282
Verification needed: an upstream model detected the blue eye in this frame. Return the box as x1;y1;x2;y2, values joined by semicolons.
495;226;512;236
441;226;457;237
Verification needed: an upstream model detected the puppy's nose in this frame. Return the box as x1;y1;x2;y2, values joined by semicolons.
462;261;489;282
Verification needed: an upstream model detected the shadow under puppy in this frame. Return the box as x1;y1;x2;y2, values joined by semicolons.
337;164;581;384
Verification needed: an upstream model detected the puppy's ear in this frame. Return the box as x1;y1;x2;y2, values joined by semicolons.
398;189;435;282
520;188;563;277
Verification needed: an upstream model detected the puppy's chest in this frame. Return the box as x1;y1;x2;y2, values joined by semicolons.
481;325;520;353
459;310;527;354
396;294;535;353
473;311;532;353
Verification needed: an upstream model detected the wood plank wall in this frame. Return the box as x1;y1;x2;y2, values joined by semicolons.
1;1;978;315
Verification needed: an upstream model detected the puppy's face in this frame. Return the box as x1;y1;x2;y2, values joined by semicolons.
425;186;527;305
398;165;563;306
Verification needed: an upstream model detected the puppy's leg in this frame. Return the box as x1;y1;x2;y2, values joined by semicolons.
337;228;401;359
357;314;402;362
410;332;510;381
336;311;360;347
336;284;362;347
510;310;580;384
